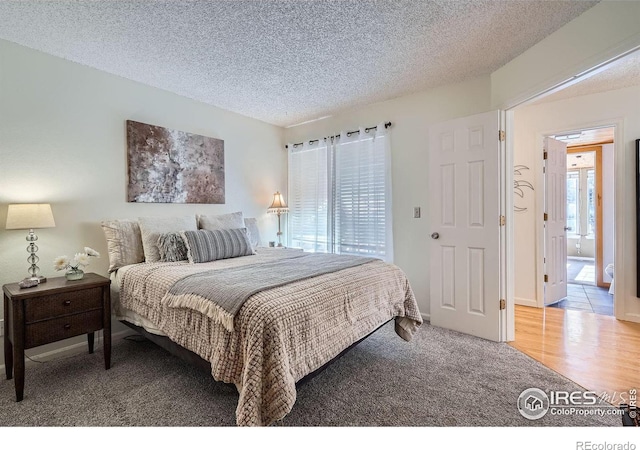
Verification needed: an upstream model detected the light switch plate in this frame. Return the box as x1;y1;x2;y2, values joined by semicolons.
413;207;421;218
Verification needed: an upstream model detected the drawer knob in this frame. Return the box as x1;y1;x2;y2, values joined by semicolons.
63;300;71;306
64;324;71;330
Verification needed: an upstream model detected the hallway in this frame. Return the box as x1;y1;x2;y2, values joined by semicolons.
547;283;613;316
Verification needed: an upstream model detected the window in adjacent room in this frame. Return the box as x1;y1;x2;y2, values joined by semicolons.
566;171;579;235
566;167;595;238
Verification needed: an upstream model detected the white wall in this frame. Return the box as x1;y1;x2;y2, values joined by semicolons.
513;85;640;322
567;237;595;259
0;40;286;357
284;77;492;316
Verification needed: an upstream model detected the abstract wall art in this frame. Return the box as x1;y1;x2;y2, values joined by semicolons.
126;120;225;203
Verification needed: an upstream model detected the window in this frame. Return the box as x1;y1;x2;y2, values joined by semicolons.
566;167;595;237
566;171;579;234
288;141;330;253
288;125;393;261
586;169;595;236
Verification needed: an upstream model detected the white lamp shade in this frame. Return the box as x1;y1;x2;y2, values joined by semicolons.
6;204;56;230
267;191;289;214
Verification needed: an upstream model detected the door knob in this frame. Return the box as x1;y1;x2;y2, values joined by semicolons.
431;232;439;240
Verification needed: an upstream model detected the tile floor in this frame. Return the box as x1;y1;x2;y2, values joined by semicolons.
570;263;596;284
547;283;614;316
567;257;596;284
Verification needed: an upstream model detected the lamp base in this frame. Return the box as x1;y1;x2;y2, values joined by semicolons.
23;275;46;284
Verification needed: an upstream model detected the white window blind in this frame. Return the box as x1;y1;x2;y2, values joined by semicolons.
287;123;393;261
288;141;330;253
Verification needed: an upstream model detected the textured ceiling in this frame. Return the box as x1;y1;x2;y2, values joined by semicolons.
0;1;598;127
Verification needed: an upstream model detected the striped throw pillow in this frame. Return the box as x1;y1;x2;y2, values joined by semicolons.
181;228;254;263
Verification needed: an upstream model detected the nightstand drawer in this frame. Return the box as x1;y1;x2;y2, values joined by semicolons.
24;287;102;323
25;310;103;348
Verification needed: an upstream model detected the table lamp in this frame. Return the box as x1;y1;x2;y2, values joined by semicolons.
6;203;56;283
267;191;289;247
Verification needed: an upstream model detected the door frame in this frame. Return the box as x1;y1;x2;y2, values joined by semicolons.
531;119;623;317
566;144;609;288
503;111;514;342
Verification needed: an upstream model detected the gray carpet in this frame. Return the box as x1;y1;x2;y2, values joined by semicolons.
0;322;620;427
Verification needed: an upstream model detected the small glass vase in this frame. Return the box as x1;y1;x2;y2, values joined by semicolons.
65;268;84;281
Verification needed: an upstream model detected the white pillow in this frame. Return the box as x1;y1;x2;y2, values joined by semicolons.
138;215;198;263
198;211;244;231
101;219;145;272
244;217;261;250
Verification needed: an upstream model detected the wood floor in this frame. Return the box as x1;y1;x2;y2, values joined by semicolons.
510;305;640;403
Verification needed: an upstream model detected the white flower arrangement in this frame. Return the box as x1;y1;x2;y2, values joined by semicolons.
54;247;100;271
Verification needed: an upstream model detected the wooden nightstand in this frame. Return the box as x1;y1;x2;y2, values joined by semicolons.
3;273;111;401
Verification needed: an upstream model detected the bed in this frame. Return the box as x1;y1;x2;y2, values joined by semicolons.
103;214;422;426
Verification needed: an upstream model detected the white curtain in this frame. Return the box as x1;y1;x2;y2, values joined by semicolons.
287;122;393;262
334;124;393;261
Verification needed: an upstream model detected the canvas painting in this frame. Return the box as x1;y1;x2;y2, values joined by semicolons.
127;120;225;203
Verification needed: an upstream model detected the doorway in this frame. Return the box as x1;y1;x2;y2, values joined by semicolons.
544;127;615;316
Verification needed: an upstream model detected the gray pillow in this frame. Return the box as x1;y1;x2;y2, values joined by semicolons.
198;211;244;231
157;232;188;262
138;215;198;263
181;228;254;263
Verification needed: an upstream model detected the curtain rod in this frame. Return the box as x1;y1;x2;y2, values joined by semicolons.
285;121;392;149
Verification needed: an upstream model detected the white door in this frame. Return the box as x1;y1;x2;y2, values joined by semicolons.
428;111;503;342
544;137;568;305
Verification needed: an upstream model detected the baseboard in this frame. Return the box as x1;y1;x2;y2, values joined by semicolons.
0;329;135;371
515;297;538;308
620;312;640;324
421;313;431;323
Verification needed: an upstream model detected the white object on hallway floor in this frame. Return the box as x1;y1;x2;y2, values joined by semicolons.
604;264;614;295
